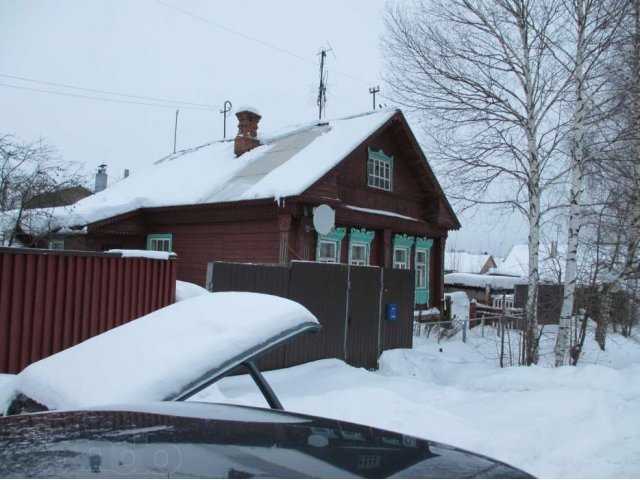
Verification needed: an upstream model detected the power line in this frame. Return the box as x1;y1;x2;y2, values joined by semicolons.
153;0;386;93
0;73;218;109
0;82;216;110
154;0;313;65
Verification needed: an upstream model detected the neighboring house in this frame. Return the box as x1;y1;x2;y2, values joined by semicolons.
444;272;526;305
493;243;566;283
24;108;460;307
23;186;93;210
1;185;92;248
444;251;497;274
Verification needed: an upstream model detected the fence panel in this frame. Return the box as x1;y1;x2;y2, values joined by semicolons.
205;262;291;371
381;268;415;353
345;266;381;369
0;247;177;374
286;262;349;366
206;261;415;371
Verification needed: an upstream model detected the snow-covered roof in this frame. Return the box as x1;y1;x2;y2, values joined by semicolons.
493;244;566;282
444;272;527;290
445;251;493;273
45;109;398;230
0;292;318;411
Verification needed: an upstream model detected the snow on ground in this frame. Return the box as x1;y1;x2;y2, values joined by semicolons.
195;325;640;478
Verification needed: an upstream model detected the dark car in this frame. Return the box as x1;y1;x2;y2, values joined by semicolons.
0;292;533;478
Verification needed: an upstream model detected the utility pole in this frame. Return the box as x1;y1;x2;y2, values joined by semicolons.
173;109;179;154
317;47;331;119
369;86;379;110
220;100;232;138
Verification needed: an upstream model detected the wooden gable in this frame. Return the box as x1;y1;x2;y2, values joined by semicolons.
302;111;460;231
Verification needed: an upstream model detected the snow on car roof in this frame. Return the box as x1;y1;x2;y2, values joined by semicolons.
3;292;318;411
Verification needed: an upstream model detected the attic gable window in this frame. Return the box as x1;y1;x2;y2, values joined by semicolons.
367;148;393;191
147;233;173;252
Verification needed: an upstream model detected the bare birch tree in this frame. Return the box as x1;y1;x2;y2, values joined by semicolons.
592;0;640;349
0;135;83;246
382;0;568;364
550;0;628;366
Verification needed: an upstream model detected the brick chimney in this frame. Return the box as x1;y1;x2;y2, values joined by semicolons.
234;107;261;157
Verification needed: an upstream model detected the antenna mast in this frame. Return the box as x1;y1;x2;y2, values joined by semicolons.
220;100;232;138
173;109;179;154
317;47;331;119
369;86;380;110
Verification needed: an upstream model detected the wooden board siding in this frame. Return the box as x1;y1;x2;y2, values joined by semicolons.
166;219;281;286
306;124;429;222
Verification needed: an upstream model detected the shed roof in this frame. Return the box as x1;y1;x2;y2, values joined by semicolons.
444;251;493;273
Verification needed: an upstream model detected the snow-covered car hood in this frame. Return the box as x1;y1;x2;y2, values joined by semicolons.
0;292;319;413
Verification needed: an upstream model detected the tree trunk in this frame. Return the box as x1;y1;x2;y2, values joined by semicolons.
556;0;587;367
597;283;616;350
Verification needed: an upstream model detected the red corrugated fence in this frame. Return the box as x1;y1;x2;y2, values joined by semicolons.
0;247;177;374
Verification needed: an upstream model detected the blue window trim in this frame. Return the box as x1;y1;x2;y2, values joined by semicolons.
146;233;173;252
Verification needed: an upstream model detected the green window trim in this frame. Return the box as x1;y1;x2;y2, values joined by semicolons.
348;228;375;265
393;234;415;250
416;237;434;250
146;233;173;252
316;227;347;263
392;234;414;270
367;148;394;191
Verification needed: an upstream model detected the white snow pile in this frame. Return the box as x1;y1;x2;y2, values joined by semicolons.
197;325;640;478
175;280;209;302
107;249;175;260
0;292;317;412
445;291;470;321
445;272;527;289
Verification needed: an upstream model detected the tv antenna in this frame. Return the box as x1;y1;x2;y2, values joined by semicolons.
317;46;332;119
220;100;232;138
173;109;179;154
369;86;380;110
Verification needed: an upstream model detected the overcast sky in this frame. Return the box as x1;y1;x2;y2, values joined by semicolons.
0;0;527;257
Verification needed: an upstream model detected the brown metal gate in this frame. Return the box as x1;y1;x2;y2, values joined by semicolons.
346;266;382;368
206;261;414;370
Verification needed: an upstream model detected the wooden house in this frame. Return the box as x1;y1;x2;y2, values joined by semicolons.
444;251;497;274
28;108;460;307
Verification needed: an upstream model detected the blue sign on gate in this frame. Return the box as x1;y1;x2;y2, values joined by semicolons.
386;303;398;322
